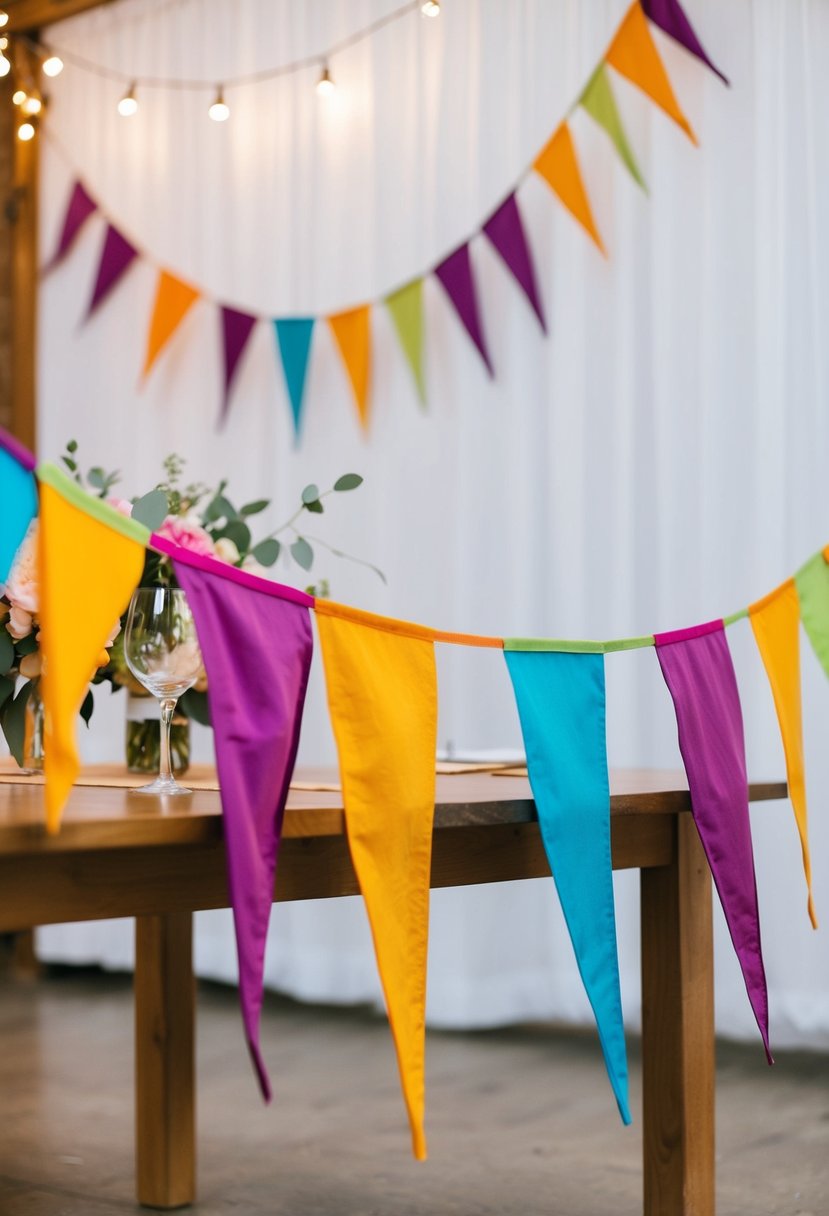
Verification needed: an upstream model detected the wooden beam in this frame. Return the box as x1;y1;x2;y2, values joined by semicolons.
6;0;116;32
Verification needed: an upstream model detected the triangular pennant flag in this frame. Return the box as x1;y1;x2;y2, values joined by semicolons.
606;1;697;145
142;270;200;379
86;224;139;319
642;0;729;86
44;180;97;273
749;581;817;928
580;64;647;190
315;600;437;1160
37;465;148;834
533;123;606;255
482;193;547;333
655;621;772;1061
220;306;258;427
504;647;630;1123
0;428;38;584
385;280;427;406
157;538;314;1100
328;306;371;429
274;318;315;437
794;551;829;680
433;243;494;377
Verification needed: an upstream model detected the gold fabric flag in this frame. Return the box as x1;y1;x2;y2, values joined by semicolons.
315;600;438;1160
328;305;371;430
533;122;606;255
749;579;817;928
143;270;200;378
606;1;698;145
37;466;148;834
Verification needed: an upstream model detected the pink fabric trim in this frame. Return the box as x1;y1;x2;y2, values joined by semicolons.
654;618;724;647
150;532;315;607
0;427;36;472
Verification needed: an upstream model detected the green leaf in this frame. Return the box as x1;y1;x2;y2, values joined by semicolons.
80;689;94;726
301;484;320;505
87;467;106;489
16;632;38;656
240;499;269;517
251;538;280;567
0;675;13;711
333;473;363;492
131;489;169;531
203;494;237;523
217;520;251;554
67;439;78;453
178;688;211;726
290;537;314;571
304;499;324;514
0;630;14;674
2;681;32;767
61;456;77;472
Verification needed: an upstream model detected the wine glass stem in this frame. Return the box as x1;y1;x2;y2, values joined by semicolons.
159;698;177;784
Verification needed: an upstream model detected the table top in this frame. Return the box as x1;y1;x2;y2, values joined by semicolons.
0;763;786;857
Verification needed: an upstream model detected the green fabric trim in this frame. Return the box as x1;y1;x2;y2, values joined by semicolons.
723;608;748;627
36;463;151;546
504;634;654;654
602;634;654;653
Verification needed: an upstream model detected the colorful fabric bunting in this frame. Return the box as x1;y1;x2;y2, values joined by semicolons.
434;244;494;377
0;429;38;585
482;193;547;333
534;123;606;255
220;307;258;426
37;465;148;834
504;647;630;1124
328;306;371;429
642;0;729;86
385;280;427;406
580;64;647;191
44;180;97;273
655;620;772;1062
749;581;817;928
606;1;697;145
316;600;438;1161
274;318;315;437
795;552;829;680
161;539;314;1100
143;270;200;379
87;224;138;318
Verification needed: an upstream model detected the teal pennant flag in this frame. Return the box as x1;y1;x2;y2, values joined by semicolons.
0;429;38;584
274;318;315;439
504;646;631;1124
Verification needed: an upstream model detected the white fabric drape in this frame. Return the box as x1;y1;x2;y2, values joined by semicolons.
31;0;829;1049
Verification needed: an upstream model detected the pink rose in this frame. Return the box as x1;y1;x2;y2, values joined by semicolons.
155;515;215;557
5;523;38;614
6;603;34;640
107;497;134;518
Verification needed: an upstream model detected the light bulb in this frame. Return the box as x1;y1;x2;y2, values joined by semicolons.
421;0;440;15
42;55;64;77
12;88;26;106
0;53;10;78
18;122;35;142
0;35;8;48
208;87;229;121
23;96;42;114
0;11;8;29
316;64;335;97
118;83;138;116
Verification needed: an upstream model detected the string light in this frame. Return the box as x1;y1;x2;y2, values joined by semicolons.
12;88;27;105
0;50;10;77
0;12;8;29
23;96;42;115
42;55;64;77
208;86;229;122
18;121;36;141
421;0;440;15
117;82;138;116
316;63;335;97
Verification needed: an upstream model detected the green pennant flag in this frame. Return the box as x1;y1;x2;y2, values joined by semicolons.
580;63;647;192
385;279;426;407
795;552;829;679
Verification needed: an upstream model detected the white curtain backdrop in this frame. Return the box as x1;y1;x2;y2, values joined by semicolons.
29;0;829;1050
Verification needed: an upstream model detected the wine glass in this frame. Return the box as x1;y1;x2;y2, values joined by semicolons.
124;587;203;795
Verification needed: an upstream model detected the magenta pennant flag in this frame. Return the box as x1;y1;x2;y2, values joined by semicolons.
86;224;138;318
642;0;729;86
153;534;314;1100
220;306;258;426
482;193;546;333
45;180;97;273
655;620;772;1062
434;243;494;377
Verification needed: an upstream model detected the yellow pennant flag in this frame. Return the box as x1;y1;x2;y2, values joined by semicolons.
533;122;606;255
749;579;817;928
37;466;148;834
143;270;200;379
315;600;438;1160
606;1;698;146
328;305;371;429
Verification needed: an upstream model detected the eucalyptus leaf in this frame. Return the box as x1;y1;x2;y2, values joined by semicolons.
251;538;280;567
218;520;251;554
0;675;13;711
290;537;314;571
131;489;169;531
87;467;106;489
0;631;14;674
2;681;33;767
333;473;363;492
240;499;269;517
179;688;211;726
62;456;77;472
304;499;324;514
80;689;94;726
204;494;237;523
301;484;320;505
67;439;78;453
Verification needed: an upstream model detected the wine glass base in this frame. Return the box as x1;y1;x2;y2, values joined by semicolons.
131;776;192;796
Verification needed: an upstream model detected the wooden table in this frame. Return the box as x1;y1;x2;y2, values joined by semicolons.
0;767;785;1214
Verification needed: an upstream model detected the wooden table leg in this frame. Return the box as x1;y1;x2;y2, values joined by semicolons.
641;814;715;1216
135;913;196;1209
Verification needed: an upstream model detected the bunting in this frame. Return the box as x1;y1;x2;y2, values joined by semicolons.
274;318;316;437
641;0;729;86
44;180;97;273
328;306;371;429
534;124;606;255
580;64;647;190
482;194;546;333
794;551;829;680
220;307;258;426
606;1;697;145
143;271;200;379
0;429;38;585
434;244;494;377
385;280;427;406
86;223;138;318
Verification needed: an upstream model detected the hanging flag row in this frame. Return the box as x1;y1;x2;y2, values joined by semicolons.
43;0;727;440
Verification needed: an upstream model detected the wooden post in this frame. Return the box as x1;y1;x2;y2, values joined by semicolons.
135;913;196;1209
640;813;715;1216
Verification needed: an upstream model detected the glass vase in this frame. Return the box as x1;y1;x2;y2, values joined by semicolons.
125;691;191;776
21;679;45;774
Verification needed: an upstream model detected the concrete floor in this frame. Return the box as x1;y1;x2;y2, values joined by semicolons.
0;968;826;1215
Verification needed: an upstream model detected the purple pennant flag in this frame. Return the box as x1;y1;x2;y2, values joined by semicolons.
44;180;98;273
482;193;546;334
655;620;772;1062
220;306;258;426
153;534;314;1101
642;0;729;86
86;224;138;319
434;243;494;377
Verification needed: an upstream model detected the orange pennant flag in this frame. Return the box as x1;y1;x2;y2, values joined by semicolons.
606;1;697;145
143;270;200;379
533;123;606;256
328;305;371;429
749;579;817;928
315;600;437;1160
